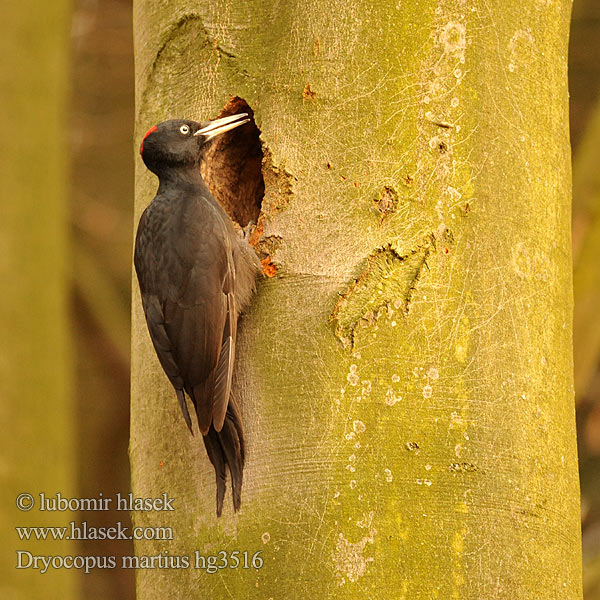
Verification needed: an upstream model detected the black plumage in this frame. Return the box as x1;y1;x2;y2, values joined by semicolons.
134;114;260;516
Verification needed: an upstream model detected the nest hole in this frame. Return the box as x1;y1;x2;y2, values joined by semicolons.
201;97;264;228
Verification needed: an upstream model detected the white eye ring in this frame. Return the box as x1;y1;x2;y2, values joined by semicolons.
179;124;190;135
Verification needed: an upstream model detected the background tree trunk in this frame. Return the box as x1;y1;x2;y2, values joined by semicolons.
573;96;600;400
69;1;136;596
132;1;581;598
0;2;75;598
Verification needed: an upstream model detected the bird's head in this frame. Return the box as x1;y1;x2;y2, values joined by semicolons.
139;113;250;176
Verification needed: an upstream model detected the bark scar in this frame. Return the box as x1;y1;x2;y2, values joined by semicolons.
154;14;235;67
139;14;238;116
330;238;434;349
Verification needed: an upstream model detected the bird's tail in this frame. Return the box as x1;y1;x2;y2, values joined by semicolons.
202;398;245;517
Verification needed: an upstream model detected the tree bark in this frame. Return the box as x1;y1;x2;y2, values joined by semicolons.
0;2;75;598
132;1;581;598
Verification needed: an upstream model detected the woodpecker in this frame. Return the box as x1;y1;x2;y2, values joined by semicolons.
134;113;261;516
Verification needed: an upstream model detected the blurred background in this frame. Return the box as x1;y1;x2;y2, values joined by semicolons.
3;0;600;597
69;0;133;597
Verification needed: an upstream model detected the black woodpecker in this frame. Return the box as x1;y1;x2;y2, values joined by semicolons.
134;113;261;516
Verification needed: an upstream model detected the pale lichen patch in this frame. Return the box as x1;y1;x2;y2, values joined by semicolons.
427;367;439;380
508;29;535;72
353;420;366;434
385;387;401;406
414;7;475;238
346;363;359;386
347;371;359;386
449;411;467;429
438;21;467;57
512;241;549;281
333;512;376;585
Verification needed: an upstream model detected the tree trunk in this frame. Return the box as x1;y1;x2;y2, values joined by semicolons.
0;2;75;599
131;1;581;598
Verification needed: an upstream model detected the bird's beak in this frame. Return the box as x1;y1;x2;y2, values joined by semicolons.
194;113;250;141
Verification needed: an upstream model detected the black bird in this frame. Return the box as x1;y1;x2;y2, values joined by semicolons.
135;113;260;516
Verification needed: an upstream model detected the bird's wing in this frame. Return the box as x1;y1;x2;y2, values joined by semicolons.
211;272;236;432
135;206;195;431
136;198;237;435
134;207;184;386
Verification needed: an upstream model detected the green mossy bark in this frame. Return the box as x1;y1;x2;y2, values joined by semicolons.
132;1;581;598
0;2;75;598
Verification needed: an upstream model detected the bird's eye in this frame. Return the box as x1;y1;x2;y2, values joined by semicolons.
179;125;190;135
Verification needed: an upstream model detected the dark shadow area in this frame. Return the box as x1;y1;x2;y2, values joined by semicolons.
201;97;264;228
